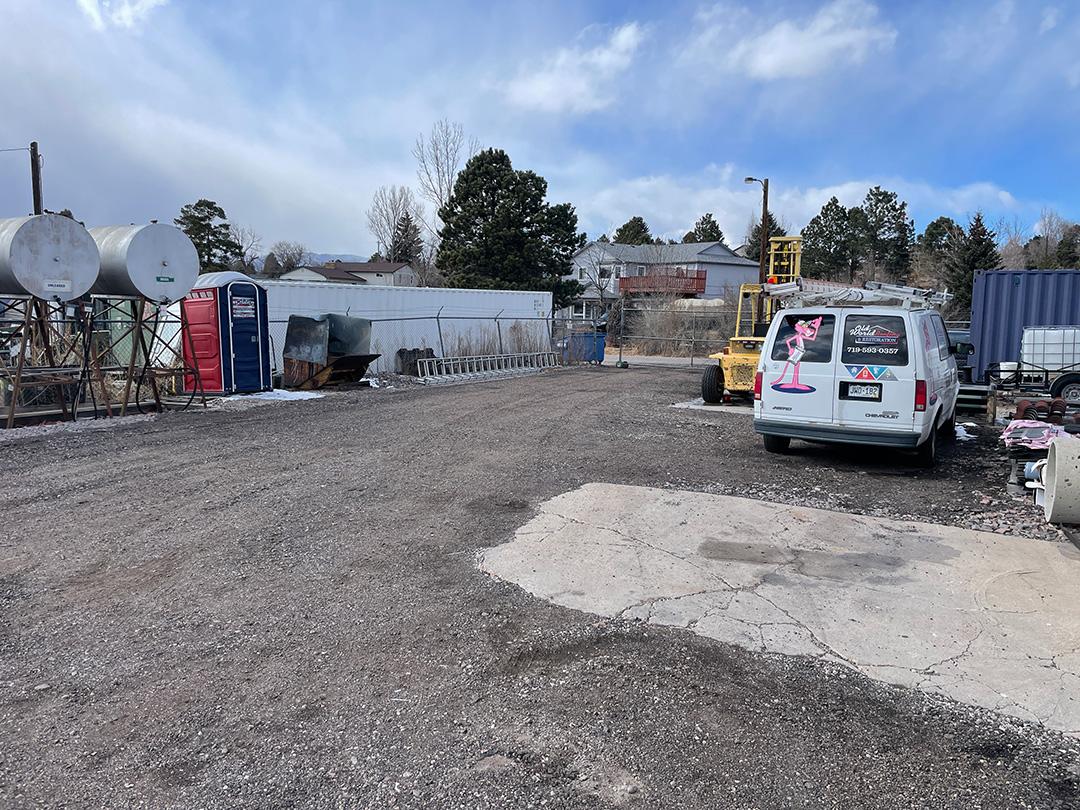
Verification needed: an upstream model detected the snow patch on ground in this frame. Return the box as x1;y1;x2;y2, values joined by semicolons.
223;389;324;402
955;425;977;442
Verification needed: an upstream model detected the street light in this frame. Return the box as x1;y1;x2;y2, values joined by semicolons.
745;176;769;285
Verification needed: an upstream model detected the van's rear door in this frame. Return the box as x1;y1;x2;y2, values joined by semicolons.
834;312;916;433
759;312;837;425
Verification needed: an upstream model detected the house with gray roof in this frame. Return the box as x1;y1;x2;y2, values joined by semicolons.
562;241;758;319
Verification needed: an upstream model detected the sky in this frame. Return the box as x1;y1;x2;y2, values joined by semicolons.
1;0;1078;255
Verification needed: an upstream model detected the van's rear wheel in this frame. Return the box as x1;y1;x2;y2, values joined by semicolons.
763;434;790;454
915;428;937;468
939;407;956;441
701;364;724;404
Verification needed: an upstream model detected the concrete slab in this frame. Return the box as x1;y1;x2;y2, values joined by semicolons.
481;483;1080;735
671;398;754;415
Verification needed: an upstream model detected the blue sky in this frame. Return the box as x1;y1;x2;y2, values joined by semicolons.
1;0;1078;254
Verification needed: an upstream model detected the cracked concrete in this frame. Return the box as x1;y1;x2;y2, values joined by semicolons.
480;482;1080;736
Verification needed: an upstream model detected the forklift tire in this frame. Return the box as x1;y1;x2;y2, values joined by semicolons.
763;434;790;454
701;364;724;404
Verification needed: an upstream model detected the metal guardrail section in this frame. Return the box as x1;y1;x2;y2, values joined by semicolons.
416;352;560;384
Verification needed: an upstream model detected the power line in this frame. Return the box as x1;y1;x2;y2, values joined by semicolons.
0;147;31;153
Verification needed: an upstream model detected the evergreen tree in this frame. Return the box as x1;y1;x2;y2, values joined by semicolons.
801;197;865;282
436;148;585;310
683;212;725;244
744;212;787;262
174;199;241;273
596;233;610;243
368;251;385;262
262;252;281;278
388;211;423;263
943;213;1001;313
916;216;958;258
1055;224;1080;269
861;186;914;282
612;216;653;245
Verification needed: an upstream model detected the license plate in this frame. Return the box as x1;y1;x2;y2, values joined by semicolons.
840;381;882;401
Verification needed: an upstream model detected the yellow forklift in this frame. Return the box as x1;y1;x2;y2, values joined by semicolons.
701;236;802;403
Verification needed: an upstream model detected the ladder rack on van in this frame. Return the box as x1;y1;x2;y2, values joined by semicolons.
762;279;951;309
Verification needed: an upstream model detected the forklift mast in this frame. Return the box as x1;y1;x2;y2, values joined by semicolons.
735;236;803;339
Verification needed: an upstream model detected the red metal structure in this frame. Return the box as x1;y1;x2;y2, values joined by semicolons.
618;269;706;296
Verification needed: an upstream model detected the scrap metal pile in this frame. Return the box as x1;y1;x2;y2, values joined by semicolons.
1000;398;1080;526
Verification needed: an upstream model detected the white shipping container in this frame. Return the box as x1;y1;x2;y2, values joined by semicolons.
1021;326;1080;372
260;281;554;373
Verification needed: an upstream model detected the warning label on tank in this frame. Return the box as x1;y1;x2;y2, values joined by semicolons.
44;279;72;293
155;275;175;283
231;297;256;319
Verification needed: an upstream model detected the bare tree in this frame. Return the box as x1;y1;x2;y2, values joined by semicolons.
229;224;262;272
412;119;480;263
993;215;1029;269
269;240;309;276
366;185;423;258
1030;207;1071;267
413;119;479;224
574;244;618;317
411;240;446;287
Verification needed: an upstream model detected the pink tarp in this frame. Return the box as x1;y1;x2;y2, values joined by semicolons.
1000;419;1077;450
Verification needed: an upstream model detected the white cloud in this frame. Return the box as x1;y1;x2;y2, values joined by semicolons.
504;23;645;113
1039;6;1060;33
689;0;896;80
77;0;168;31
572;170;1021;244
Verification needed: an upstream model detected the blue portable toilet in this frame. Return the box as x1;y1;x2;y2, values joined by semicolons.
182;271;272;394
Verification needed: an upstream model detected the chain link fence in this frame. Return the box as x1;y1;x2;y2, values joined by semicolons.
267;314;607;376
261;296;752;377
600;298;739;366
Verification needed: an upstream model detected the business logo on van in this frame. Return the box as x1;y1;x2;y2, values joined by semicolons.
849;324;901;345
846;364;897;381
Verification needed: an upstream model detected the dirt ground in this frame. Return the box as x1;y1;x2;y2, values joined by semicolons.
1;365;1078;809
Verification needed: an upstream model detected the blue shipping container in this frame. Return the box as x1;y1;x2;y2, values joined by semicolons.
970;269;1080;381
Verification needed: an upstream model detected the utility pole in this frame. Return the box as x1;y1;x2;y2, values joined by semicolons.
757;178;769;285
29;141;43;215
747;176;773;328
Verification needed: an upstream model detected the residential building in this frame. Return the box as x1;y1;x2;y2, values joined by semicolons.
280;260;419;287
562;241;758;319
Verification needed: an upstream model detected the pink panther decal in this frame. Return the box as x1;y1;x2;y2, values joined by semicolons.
771;316;823;394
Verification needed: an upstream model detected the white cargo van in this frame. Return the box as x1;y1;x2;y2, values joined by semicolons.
753;303;959;466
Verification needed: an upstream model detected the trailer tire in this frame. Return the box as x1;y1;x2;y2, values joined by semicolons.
701;364;724;404
1050;373;1080;404
763;434;790;454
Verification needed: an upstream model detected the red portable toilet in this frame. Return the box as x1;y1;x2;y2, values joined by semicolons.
182;272;271;394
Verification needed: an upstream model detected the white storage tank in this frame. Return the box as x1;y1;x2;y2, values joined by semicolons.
90;223;199;302
0;214;100;301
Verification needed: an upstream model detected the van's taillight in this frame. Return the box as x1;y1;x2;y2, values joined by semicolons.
754;371;763;400
914;379;927;412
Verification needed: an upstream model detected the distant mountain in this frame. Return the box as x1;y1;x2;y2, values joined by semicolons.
306;253;368;265
252;252;367;270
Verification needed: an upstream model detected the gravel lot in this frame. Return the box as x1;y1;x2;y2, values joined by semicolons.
1;365;1078;809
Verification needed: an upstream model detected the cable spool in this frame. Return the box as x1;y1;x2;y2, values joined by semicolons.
0;214;100;301
89;224;199;303
1044;438;1080;524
